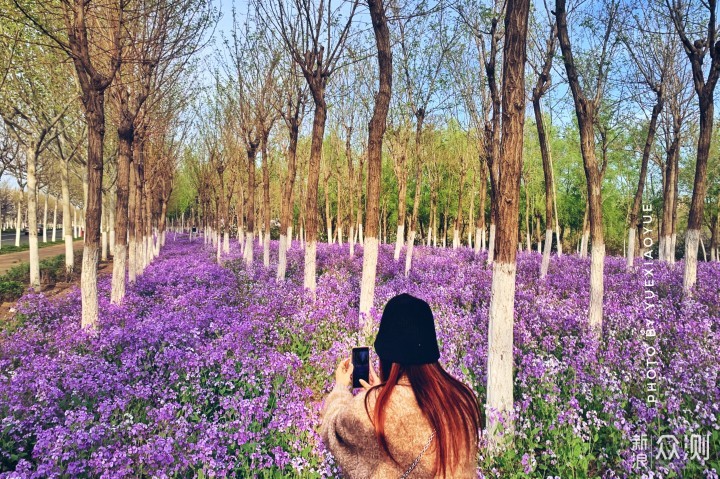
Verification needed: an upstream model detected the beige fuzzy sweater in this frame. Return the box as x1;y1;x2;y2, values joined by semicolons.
319;380;477;478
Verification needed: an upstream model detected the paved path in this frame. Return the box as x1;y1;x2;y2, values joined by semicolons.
0;240;84;275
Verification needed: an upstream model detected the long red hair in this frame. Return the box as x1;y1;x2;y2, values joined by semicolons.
364;361;481;477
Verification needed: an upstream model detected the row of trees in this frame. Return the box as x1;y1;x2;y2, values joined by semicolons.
169;0;720;449
3;0;719;452
1;0;217;325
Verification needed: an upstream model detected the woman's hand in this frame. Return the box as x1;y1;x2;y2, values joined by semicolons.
359;363;380;391
335;357;353;388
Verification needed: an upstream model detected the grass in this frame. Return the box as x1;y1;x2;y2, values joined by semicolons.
0;238;69;255
0;252;83;303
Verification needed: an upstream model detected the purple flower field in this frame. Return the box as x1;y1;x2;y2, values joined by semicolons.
0;234;718;478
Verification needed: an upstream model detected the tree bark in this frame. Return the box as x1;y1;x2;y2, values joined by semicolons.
660;116;680;264
27;149;40;288
80;88;106;328
486;0;530;451
684;91;714;291
404;115;424;276
556;0;606;333
244;142;258;266
303;95;328;291
111;112;132;303
61;161;74;273
261;132;271;267
360;0;392;324
277;108;300;280
627;95;662;269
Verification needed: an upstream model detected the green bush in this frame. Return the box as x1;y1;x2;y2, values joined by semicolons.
0;281;24;302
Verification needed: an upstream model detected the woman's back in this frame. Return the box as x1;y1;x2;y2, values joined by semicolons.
320;379;477;478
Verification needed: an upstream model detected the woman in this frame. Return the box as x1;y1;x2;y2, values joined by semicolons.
320;293;481;478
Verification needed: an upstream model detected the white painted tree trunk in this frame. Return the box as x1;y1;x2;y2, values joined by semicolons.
223;231;230;254
700;236;707;262
52;197;58;243
474;227;482;254
27;151;40;289
216;233;222;263
404;230;416;276
349;225;355;257
486;261;517;448
660;235;673;265
393;224;404;260
42;193;48;243
277;234;288;280
81;244;99;328
61;165;73;273
589;242;605;334
359;236;379;334
540;229;552;278
338;226;343;245
304;240;317;291
74;209;78;239
626;228;636;270
671;232;677;262
487;224;496;264
101;222;108;261
14;200;21;247
263;232;270;267
110;244;127;304
358;223;364;246
128;237;137;284
244;231;254;266
525;230;531;252
287;226;292;251
453;228;460;249
580;230;589;258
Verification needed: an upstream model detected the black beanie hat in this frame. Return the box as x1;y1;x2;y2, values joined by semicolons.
374;293;440;365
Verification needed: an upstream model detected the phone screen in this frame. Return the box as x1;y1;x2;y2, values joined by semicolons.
352;347;369;389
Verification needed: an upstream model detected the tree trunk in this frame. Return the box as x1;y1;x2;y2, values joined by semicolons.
60;160;74;273
262;133;271;267
244;142;258;266
304;96;328;291
660;124;680;264
360;0;391;324
404;118;424;276
27;149;40;288
556;0;605;334
80;89;106;329
111;121;132;303
278;114;300;280
394;170;407;260
534;95;556;278
684;92;713;292
454;167;466;249
52;196;58;242
627;95;662;270
42;191;48;243
486;0;530;451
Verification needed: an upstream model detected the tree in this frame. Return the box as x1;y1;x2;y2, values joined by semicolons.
359;0;392;324
555;0;620;334
528;6;558;278
0;39;71;288
485;0;530;450
261;0;358;291
12;0;127;327
621;5;675;269
665;0;720;292
392;0;457;276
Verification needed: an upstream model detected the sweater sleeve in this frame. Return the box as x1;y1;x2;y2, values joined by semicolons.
319;384;380;479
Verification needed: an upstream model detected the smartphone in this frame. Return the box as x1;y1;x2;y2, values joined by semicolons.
352;347;369;389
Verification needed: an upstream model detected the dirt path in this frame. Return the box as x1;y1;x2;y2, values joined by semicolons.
0;240;85;275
